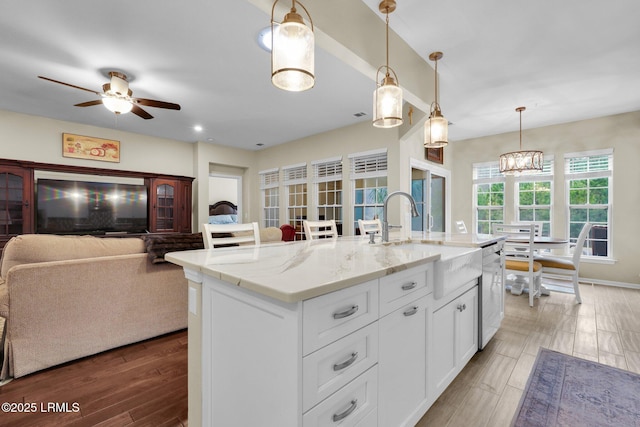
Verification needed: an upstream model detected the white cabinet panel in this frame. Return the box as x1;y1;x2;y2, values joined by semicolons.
379;264;432;316
303;279;379;355
303;322;379;412
378;294;432;427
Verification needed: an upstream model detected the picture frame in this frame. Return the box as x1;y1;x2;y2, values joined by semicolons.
62;133;120;163
426;147;443;164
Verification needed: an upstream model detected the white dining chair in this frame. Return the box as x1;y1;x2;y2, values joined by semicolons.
492;223;542;307
202;222;261;249
357;219;382;237
535;222;592;304
455;220;468;234
303;219;338;240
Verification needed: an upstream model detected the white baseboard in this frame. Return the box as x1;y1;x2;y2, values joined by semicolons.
579;276;640;290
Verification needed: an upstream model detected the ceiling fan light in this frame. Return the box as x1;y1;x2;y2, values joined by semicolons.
103;97;133;114
373;75;403;128
424;111;448;148
271;3;315;92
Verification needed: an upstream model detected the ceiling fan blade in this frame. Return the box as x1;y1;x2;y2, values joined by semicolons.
133;98;181;110
38;76;101;95
132;104;154;120
75;99;103;107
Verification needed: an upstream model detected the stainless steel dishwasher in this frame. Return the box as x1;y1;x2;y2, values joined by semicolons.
478;240;504;350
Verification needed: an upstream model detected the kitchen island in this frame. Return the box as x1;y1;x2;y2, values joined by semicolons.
166;236;485;427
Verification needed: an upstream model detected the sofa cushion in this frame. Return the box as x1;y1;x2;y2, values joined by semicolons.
0;234;145;279
143;233;205;263
0;279;7;319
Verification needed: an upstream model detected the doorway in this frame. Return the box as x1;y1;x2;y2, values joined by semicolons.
410;159;451;233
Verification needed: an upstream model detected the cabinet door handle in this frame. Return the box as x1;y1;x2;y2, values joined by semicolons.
333;305;358;319
403;306;419;316
332;399;358;422
401;281;417;291
457;303;467;312
333;352;359;371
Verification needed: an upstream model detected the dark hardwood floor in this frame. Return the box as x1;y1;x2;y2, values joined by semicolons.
0;329;188;427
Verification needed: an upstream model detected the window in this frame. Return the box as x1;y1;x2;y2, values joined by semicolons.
515;158;554;236
313;157;343;236
350;149;387;233
259;169;279;228
565;149;613;257
473;162;505;234
283;163;307;240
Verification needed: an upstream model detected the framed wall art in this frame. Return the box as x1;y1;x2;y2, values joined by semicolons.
426;147;443;164
62;133;120;163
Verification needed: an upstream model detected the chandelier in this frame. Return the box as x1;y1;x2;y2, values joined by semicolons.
499;107;543;175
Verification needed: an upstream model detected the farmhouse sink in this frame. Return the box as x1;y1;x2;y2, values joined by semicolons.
395;243;482;299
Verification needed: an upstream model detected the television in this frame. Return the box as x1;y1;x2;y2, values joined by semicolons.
36;179;148;235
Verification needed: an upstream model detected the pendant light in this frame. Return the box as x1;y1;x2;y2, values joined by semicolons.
499;107;544;175
270;0;315;92
373;0;403;128
424;51;448;147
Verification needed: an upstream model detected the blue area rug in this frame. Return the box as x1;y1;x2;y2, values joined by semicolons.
512;348;640;426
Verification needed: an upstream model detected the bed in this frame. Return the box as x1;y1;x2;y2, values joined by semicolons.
208;200;238;224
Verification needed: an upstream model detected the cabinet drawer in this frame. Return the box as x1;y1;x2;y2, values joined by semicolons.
379;264;432;316
303;322;379;412
303;365;378;427
303;279;379;355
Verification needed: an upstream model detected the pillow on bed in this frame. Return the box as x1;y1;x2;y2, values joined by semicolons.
208;214;238;224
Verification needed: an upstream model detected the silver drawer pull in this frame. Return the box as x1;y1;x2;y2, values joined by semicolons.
333;352;359;371
401;281;417;291
333;305;359;319
332;399;358;422
403;306;418;316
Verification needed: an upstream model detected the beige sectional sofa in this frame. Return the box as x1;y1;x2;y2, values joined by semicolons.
0;234;188;380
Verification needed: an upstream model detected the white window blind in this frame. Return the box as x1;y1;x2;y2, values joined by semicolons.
259;168;279;189
514;157;555;181
565;150;613;178
473;162;504;183
312;157;342;183
283;163;307;184
349;149;387;179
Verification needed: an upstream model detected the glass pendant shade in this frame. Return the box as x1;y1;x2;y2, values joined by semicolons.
373;75;403;128
271;3;315;92
424;51;448;148
424;108;448;148
499;106;543;175
102;97;133;114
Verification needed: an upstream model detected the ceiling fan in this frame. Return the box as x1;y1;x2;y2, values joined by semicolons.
38;71;181;119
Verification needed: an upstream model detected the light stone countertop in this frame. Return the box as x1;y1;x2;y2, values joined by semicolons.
410;231;506;248
166;236;446;303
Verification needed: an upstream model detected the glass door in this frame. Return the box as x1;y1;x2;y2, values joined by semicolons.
410;162;450;233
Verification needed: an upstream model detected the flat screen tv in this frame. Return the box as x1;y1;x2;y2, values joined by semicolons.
37;179;148;235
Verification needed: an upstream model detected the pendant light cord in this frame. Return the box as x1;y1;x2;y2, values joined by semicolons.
434;58;439;108
385;8;390;76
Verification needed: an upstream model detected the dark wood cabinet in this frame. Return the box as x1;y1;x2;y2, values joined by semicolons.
148;178;193;233
0;165;34;248
0;158;193;250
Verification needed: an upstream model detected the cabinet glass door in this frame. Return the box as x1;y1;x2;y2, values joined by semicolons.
0;171;25;236
156;183;175;231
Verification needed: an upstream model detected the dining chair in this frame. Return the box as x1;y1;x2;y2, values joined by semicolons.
511;221;543;236
303;219;338;240
202;222;261;249
455;220;468;234
492;223;542;307
357;219;382;237
535;222;592;304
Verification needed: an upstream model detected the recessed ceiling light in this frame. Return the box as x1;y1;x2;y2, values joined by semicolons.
354;112;367;117
257;26;273;52
194;125;203;132
256;143;264;146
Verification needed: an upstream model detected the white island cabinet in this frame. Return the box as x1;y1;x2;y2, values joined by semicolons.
165;237;482;427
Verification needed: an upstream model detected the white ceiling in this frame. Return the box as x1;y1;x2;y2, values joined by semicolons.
1;0;639;151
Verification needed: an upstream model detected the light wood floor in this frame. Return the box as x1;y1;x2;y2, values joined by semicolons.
416;283;640;427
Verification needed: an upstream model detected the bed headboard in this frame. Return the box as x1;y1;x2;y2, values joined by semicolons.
209;200;238;216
